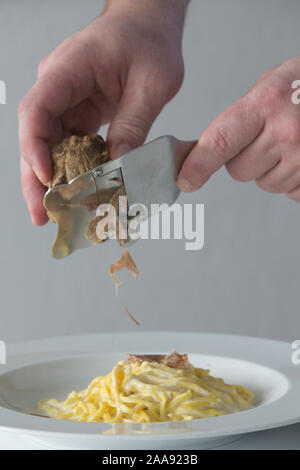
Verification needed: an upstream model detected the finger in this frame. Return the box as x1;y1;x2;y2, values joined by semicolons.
177;97;265;191
286;184;300;202
61;92;117;134
226;132;281;181
18;52;95;185
61;98;102;135
256;159;300;193
107;75;166;158
21;157;48;225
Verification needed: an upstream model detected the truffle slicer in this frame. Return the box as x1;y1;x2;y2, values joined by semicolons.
44;135;195;259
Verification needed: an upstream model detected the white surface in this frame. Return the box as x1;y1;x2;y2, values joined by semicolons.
0;333;299;450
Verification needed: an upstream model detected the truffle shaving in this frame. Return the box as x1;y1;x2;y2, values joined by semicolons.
109;248;140;325
109;248;139;286
125;351;192;369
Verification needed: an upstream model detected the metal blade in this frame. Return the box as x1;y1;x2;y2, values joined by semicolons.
44;168;122;258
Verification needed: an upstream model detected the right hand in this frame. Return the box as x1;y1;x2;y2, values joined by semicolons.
18;0;186;225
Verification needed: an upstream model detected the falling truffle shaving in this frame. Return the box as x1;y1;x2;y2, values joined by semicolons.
109;248;140;325
117;299;140;326
109;248;139;286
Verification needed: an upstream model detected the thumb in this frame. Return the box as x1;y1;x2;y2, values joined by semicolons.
107;79;164;159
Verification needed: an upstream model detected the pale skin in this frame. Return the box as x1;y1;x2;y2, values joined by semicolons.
18;0;300;226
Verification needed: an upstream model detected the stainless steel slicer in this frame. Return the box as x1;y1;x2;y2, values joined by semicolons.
43;136;195;259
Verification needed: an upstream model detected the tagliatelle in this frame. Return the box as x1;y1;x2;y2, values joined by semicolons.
38;352;254;423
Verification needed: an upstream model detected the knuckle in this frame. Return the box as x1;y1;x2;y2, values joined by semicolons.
166;64;184;96
278;120;300;145
208;126;231;161
260;77;286;111
109;115;148;147
256;177;282;193
165;77;183;101
258;66;277;82
183;157;211;187
287;192;300;202
226;162;251;182
57;32;81;55
148;61;184;102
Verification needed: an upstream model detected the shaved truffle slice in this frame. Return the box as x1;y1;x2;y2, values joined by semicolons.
109;248;140;325
85;186;128;245
125;351;192;369
109;247;139;286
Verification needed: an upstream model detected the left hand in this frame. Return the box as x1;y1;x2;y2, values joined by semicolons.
177;56;300;201
18;0;186;225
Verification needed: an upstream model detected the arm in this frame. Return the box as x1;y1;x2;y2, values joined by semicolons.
18;0;189;225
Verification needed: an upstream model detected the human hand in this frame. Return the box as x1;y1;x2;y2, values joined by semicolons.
19;0;187;225
178;56;300;202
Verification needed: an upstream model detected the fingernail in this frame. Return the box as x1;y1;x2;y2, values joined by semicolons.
114;144;132;158
33;166;49;186
178;179;197;192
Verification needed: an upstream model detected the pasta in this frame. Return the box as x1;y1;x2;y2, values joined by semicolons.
38;352;254;423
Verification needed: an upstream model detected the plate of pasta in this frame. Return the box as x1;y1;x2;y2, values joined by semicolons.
0;332;298;450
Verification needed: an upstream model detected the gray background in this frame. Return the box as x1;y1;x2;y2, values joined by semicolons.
0;0;299;343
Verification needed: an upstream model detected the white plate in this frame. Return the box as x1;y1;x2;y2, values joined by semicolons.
0;332;299;450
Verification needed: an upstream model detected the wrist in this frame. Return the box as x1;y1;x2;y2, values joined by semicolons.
104;0;188;32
